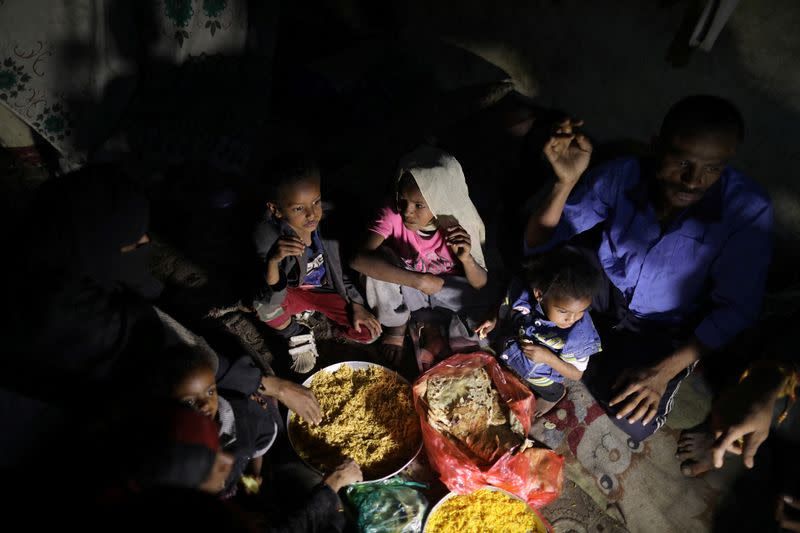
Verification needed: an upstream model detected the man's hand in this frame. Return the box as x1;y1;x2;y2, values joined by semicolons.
445;225;472;262
267;235;306;264
710;367;783;469
350;302;382;339
521;340;555;364
609;364;672;425
324;458;363;492
260;375;322;425
611;342;701;425
543;118;592;185
415;273;445;295
474;317;497;339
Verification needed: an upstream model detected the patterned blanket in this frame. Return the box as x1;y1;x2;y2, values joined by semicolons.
529;375;725;533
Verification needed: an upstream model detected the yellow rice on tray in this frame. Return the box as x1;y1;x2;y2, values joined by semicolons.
289;365;421;479
425;489;544;533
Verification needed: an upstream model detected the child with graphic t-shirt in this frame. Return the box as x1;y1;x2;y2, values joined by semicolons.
351;146;490;368
252;155;381;374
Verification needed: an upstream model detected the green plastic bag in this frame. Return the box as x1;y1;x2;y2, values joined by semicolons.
345;477;429;533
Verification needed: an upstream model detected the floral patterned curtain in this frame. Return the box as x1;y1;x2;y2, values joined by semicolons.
0;0;274;171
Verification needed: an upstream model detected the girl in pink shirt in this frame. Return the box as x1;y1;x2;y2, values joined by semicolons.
351;146;490;368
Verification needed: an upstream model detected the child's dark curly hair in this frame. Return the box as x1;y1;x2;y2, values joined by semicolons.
144;344;217;400
523;246;604;302
261;153;319;203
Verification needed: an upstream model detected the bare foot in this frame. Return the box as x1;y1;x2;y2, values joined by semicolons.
377;325;405;367
676;422;715;477
534;388;567;418
419;324;449;371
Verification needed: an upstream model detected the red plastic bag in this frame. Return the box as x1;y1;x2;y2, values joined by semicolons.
412;352;563;508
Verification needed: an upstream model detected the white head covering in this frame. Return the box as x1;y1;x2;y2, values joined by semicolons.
396;146;487;270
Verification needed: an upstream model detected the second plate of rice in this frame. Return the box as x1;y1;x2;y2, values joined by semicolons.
424;487;548;533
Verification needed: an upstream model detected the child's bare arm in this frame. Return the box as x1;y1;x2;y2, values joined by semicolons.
247;456;263;477
351;232;442;294
475;284;516;338
521;341;584;381
525;120;592;249
524;179;577;249
460;254;488;289
240;456;264;495
260;375;322;425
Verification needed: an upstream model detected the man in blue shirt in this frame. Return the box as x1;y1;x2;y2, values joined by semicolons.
524;95;773;441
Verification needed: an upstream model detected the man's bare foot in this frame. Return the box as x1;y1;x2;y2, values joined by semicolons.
534;388;567;418
676;422;715;477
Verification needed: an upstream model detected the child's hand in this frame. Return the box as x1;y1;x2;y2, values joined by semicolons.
521;339;552;364
543;118;592;185
416;273;445;295
240;474;263;495
474;318;497;339
350;302;382;339
445;225;472;262
324;458;363;492
260;375;322;425
267;235;305;263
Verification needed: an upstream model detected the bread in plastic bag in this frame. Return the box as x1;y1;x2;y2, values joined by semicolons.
412;352;563;507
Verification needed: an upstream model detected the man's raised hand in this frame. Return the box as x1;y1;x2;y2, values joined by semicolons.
543;118;593;186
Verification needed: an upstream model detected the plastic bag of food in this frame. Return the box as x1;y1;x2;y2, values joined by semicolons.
412;352;563;507
345;477;429;533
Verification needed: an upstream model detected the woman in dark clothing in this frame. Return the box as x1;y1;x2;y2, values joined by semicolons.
0;166;166;468
3;165;164;400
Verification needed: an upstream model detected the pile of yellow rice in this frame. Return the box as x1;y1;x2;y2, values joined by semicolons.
425;489;543;533
290;365;420;479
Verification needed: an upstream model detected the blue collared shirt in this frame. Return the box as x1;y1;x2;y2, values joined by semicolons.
500;286;602;385
525;157;773;349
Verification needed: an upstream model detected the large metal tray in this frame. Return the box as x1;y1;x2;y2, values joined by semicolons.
287;360;423;483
